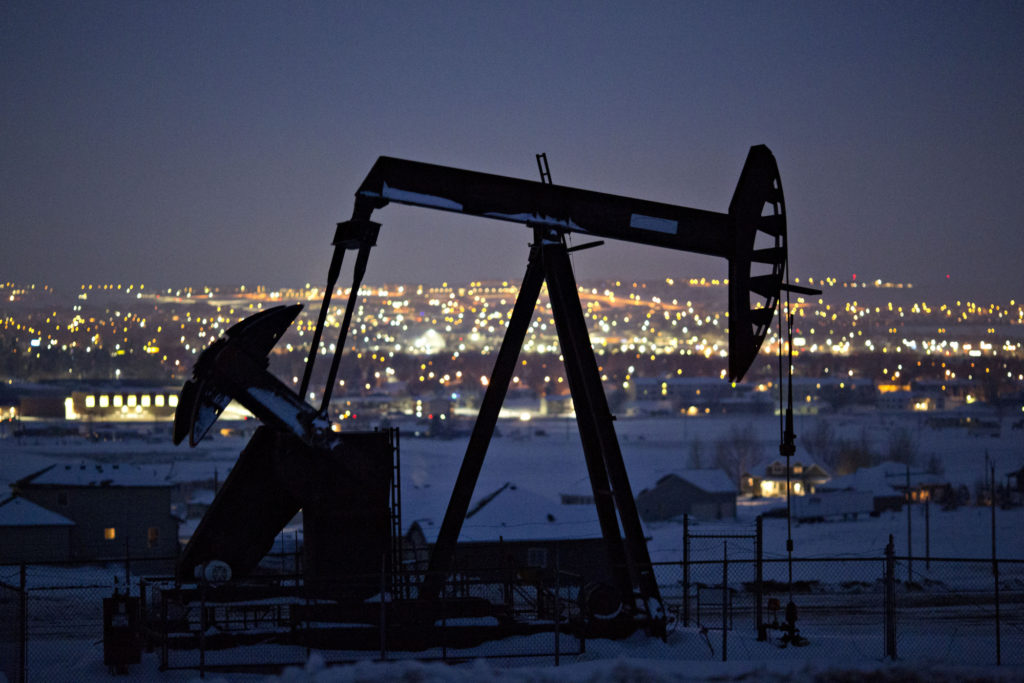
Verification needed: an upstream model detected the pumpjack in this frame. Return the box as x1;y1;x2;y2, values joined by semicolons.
172;144;812;645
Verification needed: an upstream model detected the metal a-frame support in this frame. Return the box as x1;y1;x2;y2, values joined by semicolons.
421;225;662;627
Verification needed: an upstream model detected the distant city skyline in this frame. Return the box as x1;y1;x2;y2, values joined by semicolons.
2;2;1022;301
3;277;1020;390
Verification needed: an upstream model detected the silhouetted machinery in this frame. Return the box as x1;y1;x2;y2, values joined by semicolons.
173;145;811;646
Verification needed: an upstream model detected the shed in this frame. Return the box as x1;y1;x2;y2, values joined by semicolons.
403;482;613;586
636;469;738;521
820;461;950;513
0;496;75;564
11;461;179;571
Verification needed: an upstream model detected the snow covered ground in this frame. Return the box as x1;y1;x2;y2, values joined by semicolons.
2;411;1023;681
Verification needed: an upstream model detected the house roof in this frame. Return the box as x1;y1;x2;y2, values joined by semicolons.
0;496;75;527
747;453;829;478
187;488;216;505
407;481;606;544
821;461;946;493
652;469;737;494
558;476;596;499
15;461;174;488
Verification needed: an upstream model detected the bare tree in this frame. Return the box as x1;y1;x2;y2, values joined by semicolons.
714;424;760;485
686;440;704;469
833;428;875;476
803;419;837;469
887;426;919;466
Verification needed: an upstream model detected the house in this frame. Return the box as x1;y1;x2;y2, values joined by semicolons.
403;482;613;586
790;490;875;522
558;476;596;506
636;469;737;521
0;496;75;564
629;376;772;415
742;456;829;497
1008;466;1024;505
184;487;216;519
818;461;951;514
67;384;181;421
10;461;179;571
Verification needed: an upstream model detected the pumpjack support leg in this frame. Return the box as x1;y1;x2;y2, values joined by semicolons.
541;232;663;619
422;227;663;632
421;241;548;601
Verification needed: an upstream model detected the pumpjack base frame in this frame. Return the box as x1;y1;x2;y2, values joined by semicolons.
153;585;648;655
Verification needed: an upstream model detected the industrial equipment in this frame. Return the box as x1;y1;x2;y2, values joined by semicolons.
171;145;810;646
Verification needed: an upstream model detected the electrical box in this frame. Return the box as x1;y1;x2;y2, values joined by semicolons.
103;594;141;671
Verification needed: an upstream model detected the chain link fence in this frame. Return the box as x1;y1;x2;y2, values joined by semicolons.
3;551;1021;679
891;556;1024;665
0;572;26;683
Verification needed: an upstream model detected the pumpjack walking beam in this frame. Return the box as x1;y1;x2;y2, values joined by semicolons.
355;145;788;382
350;146;791;620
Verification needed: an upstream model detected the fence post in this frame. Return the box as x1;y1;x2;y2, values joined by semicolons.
159;589;168;671
554;544;560;666
924;497;930;570
139;579;148;652
994;556;1001;666
721;541;728;662
991;464;1000;666
379;555;388;662
199;583;206;678
124;534;131;589
19;563;27;683
682;514;690;627
884;534;896;660
756;515;765;641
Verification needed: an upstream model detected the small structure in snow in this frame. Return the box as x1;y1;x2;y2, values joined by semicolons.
636;469;738;521
10;461;178;571
790;490;874;522
819;461;952;513
0;495;75;564
404;482;612;586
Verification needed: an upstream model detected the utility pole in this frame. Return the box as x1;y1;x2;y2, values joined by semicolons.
906;464;912;581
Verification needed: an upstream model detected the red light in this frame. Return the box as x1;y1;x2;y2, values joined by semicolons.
851;273;856;281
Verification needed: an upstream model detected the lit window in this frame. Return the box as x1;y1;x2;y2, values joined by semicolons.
141;394;151;407
85;395;96;408
154;394;165;407
104;527;117;541
99;395;110;408
113;395;123;407
168;395;178;407
127;394;137;407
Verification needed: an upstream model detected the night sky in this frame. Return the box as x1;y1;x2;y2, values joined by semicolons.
3;2;1022;301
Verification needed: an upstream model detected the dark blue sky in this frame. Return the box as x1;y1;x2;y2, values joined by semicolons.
3;2;1022;300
